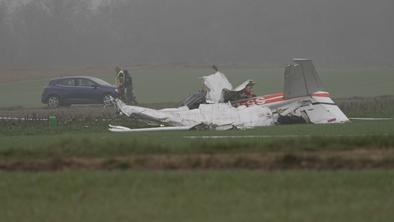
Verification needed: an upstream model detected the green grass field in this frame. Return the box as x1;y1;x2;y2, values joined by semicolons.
1;170;393;222
1;118;393;221
1;120;394;159
1;65;394;221
1;65;394;107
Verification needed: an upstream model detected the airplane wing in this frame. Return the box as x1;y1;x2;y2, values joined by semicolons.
115;99;180;123
108;124;194;132
108;123;238;133
115;98;209;127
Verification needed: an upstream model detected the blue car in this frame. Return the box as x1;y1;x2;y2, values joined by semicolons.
41;76;118;108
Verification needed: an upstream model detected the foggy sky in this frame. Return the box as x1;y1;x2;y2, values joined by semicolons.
0;0;393;68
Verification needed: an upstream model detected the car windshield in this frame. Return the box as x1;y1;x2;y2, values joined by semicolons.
90;77;112;86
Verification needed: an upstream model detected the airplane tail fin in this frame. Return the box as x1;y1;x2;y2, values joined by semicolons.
282;59;350;123
284;59;324;99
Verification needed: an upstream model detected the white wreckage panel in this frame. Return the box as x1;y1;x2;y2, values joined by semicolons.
114;99;274;130
203;71;255;103
274;96;349;124
303;104;349;124
203;72;232;103
109;125;193;132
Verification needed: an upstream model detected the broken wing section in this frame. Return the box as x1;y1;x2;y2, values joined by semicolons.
115;98;190;126
109;125;193;132
284;59;324;99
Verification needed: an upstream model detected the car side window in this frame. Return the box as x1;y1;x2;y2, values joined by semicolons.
57;79;75;86
76;79;95;87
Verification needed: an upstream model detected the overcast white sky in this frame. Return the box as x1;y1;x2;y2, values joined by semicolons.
1;0;393;67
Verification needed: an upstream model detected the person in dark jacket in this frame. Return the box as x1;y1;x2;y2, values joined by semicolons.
123;69;137;104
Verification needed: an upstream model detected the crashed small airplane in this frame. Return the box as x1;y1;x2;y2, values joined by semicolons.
109;59;349;132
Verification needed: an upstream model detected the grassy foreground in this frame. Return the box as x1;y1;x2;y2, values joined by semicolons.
1;170;393;222
1;120;394;159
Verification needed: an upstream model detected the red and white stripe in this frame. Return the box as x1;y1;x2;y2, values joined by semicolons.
232;91;330;107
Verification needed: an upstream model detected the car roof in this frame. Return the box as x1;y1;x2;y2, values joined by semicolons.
49;76;114;87
51;76;98;81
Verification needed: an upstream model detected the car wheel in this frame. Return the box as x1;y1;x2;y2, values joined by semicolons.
48;95;60;108
103;94;113;107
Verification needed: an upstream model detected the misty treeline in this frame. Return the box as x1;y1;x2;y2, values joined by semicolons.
0;0;393;68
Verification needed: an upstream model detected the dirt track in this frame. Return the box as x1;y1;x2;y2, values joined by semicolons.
1;149;393;171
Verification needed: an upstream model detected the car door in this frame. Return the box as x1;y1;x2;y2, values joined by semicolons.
73;78;100;104
55;78;76;104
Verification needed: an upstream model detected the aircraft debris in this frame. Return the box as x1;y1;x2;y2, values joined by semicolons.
110;59;349;132
179;90;207;109
202;71;255;103
110;99;274;132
